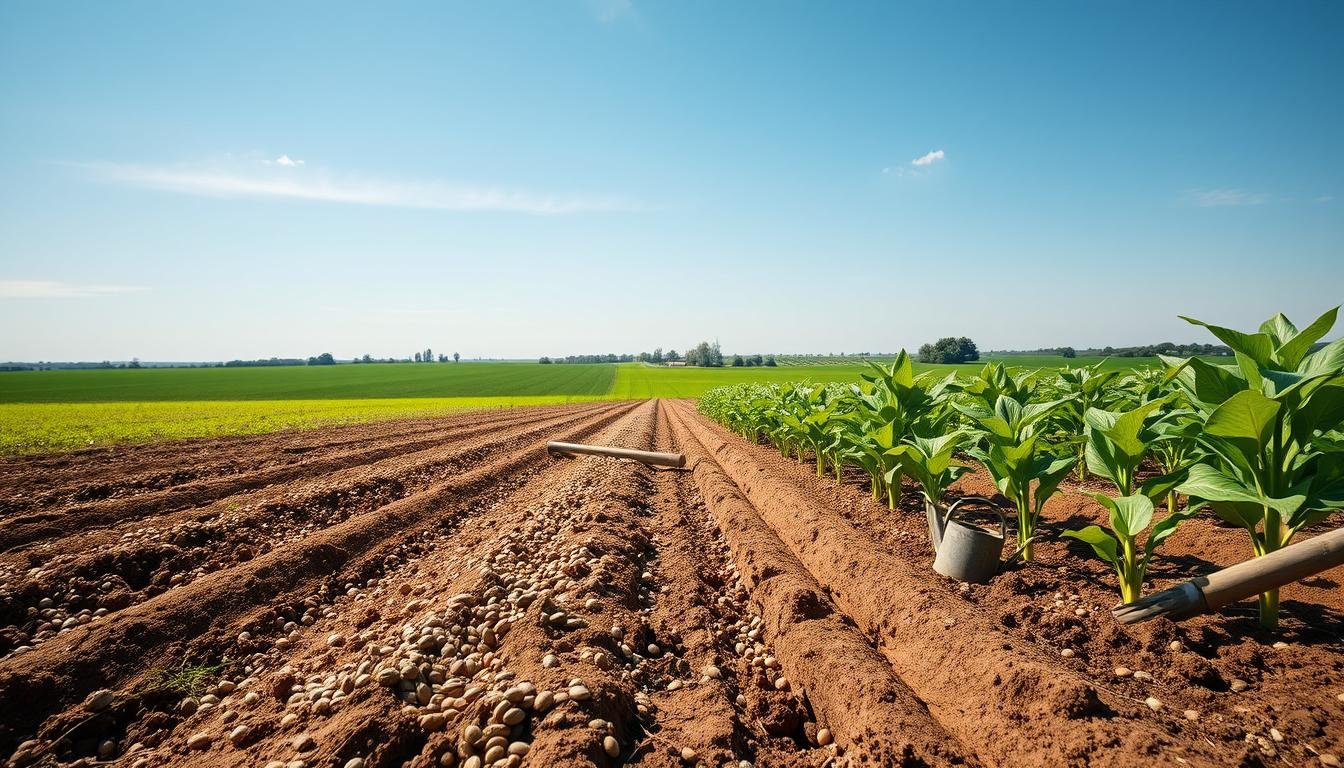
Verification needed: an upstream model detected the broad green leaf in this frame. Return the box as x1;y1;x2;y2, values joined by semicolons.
1300;337;1344;377
1205;389;1280;446
1177;463;1264;505
1258;313;1299;346
1180;315;1275;366
1277;307;1338;370
1094;493;1153;538
1062;526;1120;564
1175;357;1247;406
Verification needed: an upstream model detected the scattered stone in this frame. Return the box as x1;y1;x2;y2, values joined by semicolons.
603;735;620;757
1060;648;1075;658
816;727;833;746
1114;666;1133;678
84;689;115;712
1230;678;1249;693
1145;696;1163;712
1184;709;1199;721
187;732;212;750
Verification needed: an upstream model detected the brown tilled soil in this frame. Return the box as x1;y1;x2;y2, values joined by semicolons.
0;400;1340;768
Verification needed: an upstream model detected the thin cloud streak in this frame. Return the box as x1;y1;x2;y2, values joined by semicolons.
78;162;640;215
0;280;149;298
1183;188;1269;208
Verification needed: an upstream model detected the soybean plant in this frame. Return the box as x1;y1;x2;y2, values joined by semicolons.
1061;399;1196;603
1167;307;1344;628
956;395;1076;561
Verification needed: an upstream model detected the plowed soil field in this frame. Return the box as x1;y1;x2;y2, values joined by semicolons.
0;400;1340;768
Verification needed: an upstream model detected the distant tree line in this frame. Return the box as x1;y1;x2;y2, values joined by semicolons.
992;342;1234;358
539;354;638;364
917;337;980;364
730;354;775;367
226;357;307;367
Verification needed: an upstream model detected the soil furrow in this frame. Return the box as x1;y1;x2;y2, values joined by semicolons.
664;401;973;767
0;400;640;751
668;400;1208;768
0;403;611;548
0;404;624;657
0;404;589;516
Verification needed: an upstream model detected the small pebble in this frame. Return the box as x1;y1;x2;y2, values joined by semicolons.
680;746;698;763
1269;728;1283;742
1133;670;1153;682
344;760;366;768
1060;648;1074;658
292;733;316;752
1319;754;1339;767
1145;696;1163;712
1183;709;1199;721
187;732;212;750
603;735;620;757
1168;640;1183;652
1114;666;1133;678
816;727;833;746
1230;679;1249;692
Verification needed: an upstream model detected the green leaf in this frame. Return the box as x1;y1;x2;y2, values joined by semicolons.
1177;463;1264;505
1094;493;1154;539
1175;357;1247;406
1205;389;1280;446
1062;526;1120;565
1258;313;1300;346
1180;315;1275;366
1300;337;1344;377
1277;307;1338;370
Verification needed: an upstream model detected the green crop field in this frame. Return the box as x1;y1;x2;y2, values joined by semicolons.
0;362;615;402
0;355;1201;455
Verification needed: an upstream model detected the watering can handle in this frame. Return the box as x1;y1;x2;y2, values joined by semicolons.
943;496;1007;541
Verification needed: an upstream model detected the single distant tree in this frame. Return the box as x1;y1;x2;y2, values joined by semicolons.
453;352;460;363
666;349;681;362
731;355;744;367
764;356;777;367
917;337;979;364
539;356;552;364
414;352;422;363
128;357;142;369
652;347;664;364
1058;346;1077;359
751;354;764;367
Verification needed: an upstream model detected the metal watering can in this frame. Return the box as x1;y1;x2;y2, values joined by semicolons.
925;496;1032;584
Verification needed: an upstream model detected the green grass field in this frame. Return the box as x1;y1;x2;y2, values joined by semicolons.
0;356;1200;455
0;362;614;402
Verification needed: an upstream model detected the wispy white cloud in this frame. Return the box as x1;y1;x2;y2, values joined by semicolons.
912;149;945;167
1316;195;1335;204
1183;188;1269;208
76;159;639;215
265;154;304;167
0;280;148;298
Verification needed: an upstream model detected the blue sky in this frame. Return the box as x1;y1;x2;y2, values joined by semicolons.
1;1;1341;360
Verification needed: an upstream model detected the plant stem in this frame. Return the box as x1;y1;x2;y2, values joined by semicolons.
1018;499;1033;562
